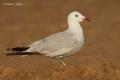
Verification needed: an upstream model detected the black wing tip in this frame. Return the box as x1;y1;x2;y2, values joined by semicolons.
6;47;30;51
6;52;41;56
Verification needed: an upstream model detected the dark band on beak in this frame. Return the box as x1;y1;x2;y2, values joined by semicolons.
84;17;90;21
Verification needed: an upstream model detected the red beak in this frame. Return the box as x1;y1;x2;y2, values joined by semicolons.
84;17;90;22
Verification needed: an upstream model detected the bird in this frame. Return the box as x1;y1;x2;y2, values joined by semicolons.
6;11;89;66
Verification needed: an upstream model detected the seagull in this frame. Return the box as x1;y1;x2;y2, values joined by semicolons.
6;11;89;66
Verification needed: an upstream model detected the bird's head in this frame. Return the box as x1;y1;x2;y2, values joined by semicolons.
68;11;90;23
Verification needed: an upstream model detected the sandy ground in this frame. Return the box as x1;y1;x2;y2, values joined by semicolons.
0;0;120;80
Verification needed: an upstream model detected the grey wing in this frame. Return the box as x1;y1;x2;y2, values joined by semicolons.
26;32;76;55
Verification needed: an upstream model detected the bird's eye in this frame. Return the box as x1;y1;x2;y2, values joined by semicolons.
75;15;78;17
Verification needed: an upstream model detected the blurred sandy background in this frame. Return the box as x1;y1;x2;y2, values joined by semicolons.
0;0;120;80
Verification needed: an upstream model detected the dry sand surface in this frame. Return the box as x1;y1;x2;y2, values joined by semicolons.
0;0;120;80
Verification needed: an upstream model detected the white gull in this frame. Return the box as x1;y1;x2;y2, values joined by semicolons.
7;11;89;66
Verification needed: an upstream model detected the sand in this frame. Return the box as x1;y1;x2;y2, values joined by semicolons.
0;0;120;80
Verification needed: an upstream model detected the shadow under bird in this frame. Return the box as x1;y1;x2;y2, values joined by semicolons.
6;11;90;66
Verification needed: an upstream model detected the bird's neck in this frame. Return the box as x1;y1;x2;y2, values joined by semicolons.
66;21;84;41
67;21;83;34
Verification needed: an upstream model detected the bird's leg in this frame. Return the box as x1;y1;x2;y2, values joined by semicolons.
57;58;67;67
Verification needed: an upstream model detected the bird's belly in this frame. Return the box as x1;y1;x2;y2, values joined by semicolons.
62;46;81;57
60;40;84;57
52;41;83;58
